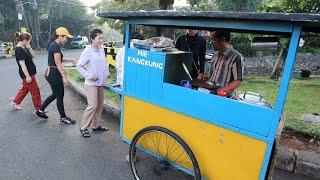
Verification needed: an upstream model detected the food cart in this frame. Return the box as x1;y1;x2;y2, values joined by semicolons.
98;11;320;180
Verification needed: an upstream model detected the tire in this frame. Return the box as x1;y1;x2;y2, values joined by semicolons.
129;126;201;180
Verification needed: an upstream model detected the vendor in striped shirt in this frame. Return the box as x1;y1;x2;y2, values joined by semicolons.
199;31;244;98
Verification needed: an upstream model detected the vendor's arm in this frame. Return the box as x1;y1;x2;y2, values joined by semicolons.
218;80;242;94
218;54;244;94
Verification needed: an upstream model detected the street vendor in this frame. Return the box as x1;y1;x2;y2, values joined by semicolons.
198;31;244;98
176;29;206;79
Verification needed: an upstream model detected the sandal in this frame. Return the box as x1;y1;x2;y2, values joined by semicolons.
80;128;90;137
92;126;109;132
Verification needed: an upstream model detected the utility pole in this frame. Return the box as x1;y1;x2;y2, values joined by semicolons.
33;0;41;50
14;0;22;32
48;0;53;43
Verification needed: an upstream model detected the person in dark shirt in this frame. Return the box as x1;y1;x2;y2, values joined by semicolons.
35;27;76;124
175;29;207;79
11;32;46;118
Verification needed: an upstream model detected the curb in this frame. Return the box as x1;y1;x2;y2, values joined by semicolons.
275;146;320;178
68;77;320;178
67;77;120;118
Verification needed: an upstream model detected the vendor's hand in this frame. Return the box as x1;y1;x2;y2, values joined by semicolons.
217;88;227;97
197;73;203;80
26;76;32;83
91;75;99;81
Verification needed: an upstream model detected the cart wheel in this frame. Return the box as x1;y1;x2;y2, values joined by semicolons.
129;126;201;180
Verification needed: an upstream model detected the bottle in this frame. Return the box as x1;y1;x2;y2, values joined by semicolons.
181;80;192;88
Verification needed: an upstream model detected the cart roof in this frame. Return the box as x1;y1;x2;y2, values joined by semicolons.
97;11;320;33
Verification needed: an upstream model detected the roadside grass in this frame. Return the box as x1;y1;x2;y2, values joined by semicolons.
67;68;120;105
238;76;320;138
68;68;320;138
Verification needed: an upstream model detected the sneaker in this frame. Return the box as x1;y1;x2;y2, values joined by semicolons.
34;110;48;119
59;117;75;125
11;102;22;110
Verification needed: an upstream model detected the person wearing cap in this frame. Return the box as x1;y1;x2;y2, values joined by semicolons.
36;27;76;125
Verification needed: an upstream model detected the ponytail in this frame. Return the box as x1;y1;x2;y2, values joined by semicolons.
16;32;31;42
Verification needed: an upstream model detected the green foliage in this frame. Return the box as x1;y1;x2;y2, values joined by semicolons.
0;0;18;39
189;0;213;11
216;0;263;11
231;33;256;57
259;0;320;13
0;0;93;48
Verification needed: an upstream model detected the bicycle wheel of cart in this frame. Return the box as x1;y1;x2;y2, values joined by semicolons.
129;126;201;180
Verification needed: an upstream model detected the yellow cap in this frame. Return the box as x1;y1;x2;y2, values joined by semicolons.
56;27;73;38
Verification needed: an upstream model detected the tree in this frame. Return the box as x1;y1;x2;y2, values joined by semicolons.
259;0;320;13
0;0;18;41
216;0;263;12
0;0;93;49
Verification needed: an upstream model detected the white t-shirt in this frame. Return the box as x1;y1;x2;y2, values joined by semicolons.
77;45;109;86
116;46;125;88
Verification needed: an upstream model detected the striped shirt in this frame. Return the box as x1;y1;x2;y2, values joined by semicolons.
209;47;244;88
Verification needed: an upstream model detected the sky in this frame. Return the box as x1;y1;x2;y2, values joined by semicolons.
79;0;188;8
80;0;102;7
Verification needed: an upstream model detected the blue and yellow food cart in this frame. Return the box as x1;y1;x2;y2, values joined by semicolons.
98;11;320;179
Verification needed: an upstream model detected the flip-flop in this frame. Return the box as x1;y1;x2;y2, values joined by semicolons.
80;128;90;137
92;126;109;132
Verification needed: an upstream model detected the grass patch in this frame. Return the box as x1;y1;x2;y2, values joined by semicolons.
67;68;84;83
238;76;320;138
67;68;120;105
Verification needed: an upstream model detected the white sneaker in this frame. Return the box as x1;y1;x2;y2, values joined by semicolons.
125;155;130;162
11;102;22;110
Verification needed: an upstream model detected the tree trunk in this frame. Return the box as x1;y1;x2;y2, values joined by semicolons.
157;0;174;38
34;0;41;50
270;47;287;80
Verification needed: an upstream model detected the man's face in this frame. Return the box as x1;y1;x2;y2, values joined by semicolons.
210;31;225;51
187;29;197;37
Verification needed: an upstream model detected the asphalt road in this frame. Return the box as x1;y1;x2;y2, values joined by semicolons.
0;49;316;180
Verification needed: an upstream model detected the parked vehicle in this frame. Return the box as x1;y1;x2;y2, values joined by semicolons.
0;41;14;57
70;36;89;49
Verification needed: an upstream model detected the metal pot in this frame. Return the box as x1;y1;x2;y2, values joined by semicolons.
238;92;272;108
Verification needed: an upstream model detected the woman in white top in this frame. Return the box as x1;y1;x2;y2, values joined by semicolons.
115;45;125;88
77;29;109;137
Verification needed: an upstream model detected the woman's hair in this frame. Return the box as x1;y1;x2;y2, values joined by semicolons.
16;32;31;41
90;29;103;41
